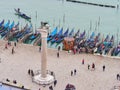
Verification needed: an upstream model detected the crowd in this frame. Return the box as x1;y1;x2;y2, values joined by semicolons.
1;41;120;90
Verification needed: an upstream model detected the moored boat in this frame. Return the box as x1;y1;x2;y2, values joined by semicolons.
0;19;4;27
55;28;69;43
51;27;63;43
47;27;58;42
0;21;14;37
23;33;40;44
0;20;10;32
68;28;74;37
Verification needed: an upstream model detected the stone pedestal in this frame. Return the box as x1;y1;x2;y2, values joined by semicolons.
33;26;55;85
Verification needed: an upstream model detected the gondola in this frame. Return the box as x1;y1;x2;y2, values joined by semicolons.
47;27;58;42
55;28;69;43
79;30;86;40
14;8;31;21
13;24;29;38
0;19;4;27
15;24;32;39
0;20;10;33
0;21;14;37
111;43;120;56
5;22;19;40
68;28;74;37
0;20;10;29
74;29;80;38
24;33;40;44
11;21;19;31
51;27;63;43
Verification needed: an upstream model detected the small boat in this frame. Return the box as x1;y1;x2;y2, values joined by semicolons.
87;32;95;42
55;28;69;43
94;33;100;43
24;33;40;44
33;35;41;46
0;21;14;37
102;35;114;55
104;35;109;42
14;8;31;21
11;21;19;31
103;35;113;47
29;34;38;40
74;30;86;46
107;35;114;48
47;27;58;42
9;21;15;30
51;27;63;43
8;24;28;41
0;20;10;32
0;19;4;27
4;22;19;40
74;29;80;38
79;30;86;40
88;33;100;49
17;24;32;39
68;28;74;37
113;44;120;56
110;35;114;42
4;20;10;29
14;24;29;38
84;32;95;47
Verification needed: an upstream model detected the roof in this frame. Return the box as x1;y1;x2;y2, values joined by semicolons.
64;37;74;41
0;82;30;90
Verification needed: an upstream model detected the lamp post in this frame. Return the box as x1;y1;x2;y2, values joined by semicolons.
32;22;55;85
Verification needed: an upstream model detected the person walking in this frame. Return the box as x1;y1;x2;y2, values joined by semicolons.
57;52;59;58
17;39;18;43
58;46;60;51
71;71;73;76
54;80;57;87
12;47;15;54
14;42;16;47
0;58;1;63
49;85;53;90
117;74;120;80
74;69;76;75
39;46;41;52
103;65;105;71
5;43;8;49
82;59;84;65
28;69;31;75
88;64;90;70
92;63;95;70
31;70;34;77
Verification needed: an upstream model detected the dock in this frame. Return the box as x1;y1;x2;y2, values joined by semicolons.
66;0;116;8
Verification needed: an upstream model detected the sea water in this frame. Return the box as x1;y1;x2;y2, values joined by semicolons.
0;0;120;48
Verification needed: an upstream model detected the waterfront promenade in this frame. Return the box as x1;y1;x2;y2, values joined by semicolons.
0;40;120;90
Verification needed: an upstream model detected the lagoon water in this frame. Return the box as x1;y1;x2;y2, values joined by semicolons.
0;0;120;46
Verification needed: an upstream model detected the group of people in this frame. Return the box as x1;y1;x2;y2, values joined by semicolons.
6;78;17;84
6;78;24;89
38;79;57;90
5;41;17;54
71;69;77;76
48;79;57;90
81;59;106;71
28;69;34;77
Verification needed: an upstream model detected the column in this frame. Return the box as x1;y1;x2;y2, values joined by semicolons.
40;27;48;78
